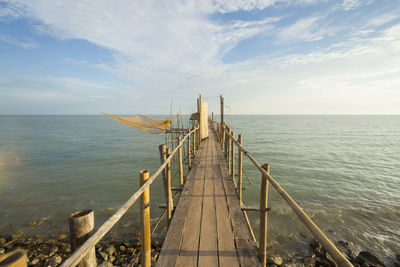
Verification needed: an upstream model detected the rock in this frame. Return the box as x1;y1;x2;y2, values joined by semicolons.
268;256;283;265
10;230;24;241
30;258;40;265
26;220;38;227
325;253;337;267
98;261;115;267
119;245;126;252
0;237;7;245
396;254;400;262
310;240;322;250
47;255;62;267
0;248;5;255
105;245;116;257
357;251;385;266
99;251;108;261
48;247;59;257
57;234;67;241
283;262;305;267
303;255;316;267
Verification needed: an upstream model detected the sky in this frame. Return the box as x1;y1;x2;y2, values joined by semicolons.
0;0;400;115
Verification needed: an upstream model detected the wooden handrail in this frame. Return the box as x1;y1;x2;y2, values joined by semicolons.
222;126;353;267
61;127;199;267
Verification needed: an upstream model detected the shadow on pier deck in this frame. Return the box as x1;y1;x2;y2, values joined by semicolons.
157;127;259;267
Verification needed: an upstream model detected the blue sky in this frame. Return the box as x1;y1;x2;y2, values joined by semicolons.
0;0;400;114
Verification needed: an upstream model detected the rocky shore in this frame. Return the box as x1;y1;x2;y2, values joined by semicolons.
1;230;398;266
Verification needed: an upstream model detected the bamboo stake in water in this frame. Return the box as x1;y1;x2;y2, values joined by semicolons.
231;130;235;183
69;210;96;267
238;134;243;203
140;170;151;267
187;131;192;169
166;147;173;224
259;164;270;267
178;136;184;186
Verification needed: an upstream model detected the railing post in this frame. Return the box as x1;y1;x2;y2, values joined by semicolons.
227;127;231;171
259;163;270;267
197;127;200;147
140;170;151;267
69;210;96;267
178;136;184;186
238;134;243;203
187;131;192;169
166;147;173;224
193;129;196;156
159;144;173;224
221;124;225;150
231;130;235;182
0;250;28;267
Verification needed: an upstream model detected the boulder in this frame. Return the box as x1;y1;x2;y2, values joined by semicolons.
356;251;385;267
268;256;283;265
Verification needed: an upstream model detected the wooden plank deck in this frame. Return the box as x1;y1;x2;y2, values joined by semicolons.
157;127;260;267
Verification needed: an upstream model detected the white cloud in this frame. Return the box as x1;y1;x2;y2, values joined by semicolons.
0;33;37;48
341;0;362;11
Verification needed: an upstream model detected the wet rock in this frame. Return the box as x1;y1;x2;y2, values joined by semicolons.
47;255;62;267
29;258;40;265
303;255;316;267
268;256;283;265
98;261;114;267
325;253;337;267
396;254;400;262
48;247;59;257
0;248;5;255
0;237;7;245
119;245;126;252
356;251;385;266
58;234;67;241
26;221;38;227
283;262;305;267
99;251;108;261
310;240;322;250
105;245;116;257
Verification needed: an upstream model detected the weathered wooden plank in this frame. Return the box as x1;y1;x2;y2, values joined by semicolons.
175;140;209;267
215;138;260;267
156;145;205;267
212;142;240;267
198;142;218;267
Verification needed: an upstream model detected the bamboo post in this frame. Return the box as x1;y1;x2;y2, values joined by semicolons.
197;127;200;147
227;128;231;171
199;94;202;141
159;145;173;224
193;129;196;156
69;210;96;267
238;134;243;203
140;170;151;267
0;249;28;267
178;136;184;186
259;164;270;267
187;131;192;169
222;123;225;149
231;130;235;181
166;147;173;224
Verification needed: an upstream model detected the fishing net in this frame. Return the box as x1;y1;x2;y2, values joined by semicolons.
105;114;171;134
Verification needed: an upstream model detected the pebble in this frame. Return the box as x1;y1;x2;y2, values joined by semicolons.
268;256;283;265
26;220;38;227
105;245;116;256
58;234;67;241
47;255;62;267
0;237;6;246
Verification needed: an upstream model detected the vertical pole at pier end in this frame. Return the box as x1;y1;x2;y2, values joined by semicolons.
140;170;151;267
238;134;243;203
69;209;96;267
187;131;192;169
0;249;28;267
178;137;184;186
159;145;173;224
231;130;235;185
226;128;231;172
166;147;173;224
259;164;270;267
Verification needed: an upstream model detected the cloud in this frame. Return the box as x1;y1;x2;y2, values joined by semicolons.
0;33;37;48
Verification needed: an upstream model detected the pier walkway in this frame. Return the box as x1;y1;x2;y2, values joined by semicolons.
157;127;260;267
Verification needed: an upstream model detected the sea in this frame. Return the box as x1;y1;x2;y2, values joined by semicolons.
0;115;399;265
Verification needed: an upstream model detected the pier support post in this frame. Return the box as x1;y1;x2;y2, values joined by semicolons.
238;134;243;203
226;127;231;171
221;124;225;150
259;163;270;267
0;250;28;267
231;130;235;185
193;129;196;156
166;147;173;224
187;131;192;169
159;145;173;224
178;137;184;186
69;209;96;267
140;170;151;267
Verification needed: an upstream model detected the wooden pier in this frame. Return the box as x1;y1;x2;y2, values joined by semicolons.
157;126;259;267
0;95;351;267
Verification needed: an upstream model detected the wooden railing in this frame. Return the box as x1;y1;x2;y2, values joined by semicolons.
60;126;200;267
215;121;353;267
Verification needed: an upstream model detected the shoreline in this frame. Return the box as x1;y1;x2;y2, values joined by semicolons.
1;231;397;266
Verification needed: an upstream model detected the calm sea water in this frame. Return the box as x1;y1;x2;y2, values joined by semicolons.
0;115;399;264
